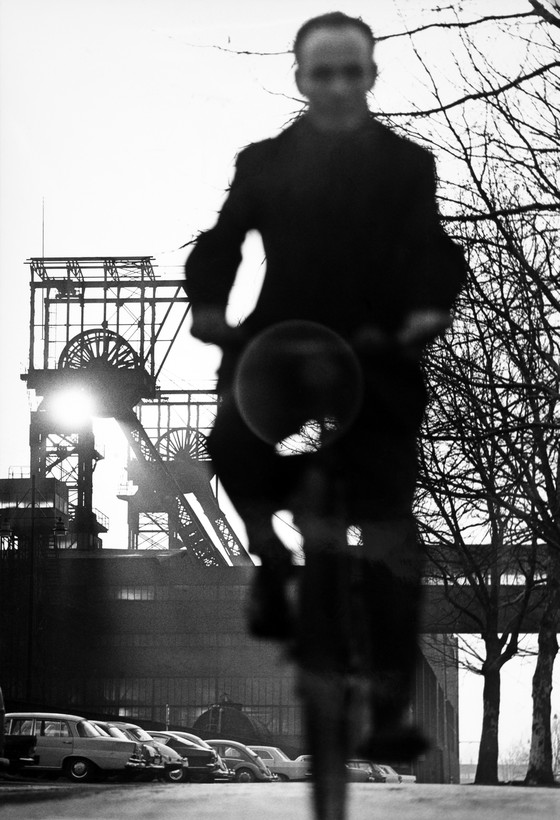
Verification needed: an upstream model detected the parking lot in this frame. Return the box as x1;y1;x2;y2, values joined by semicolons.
1;780;559;820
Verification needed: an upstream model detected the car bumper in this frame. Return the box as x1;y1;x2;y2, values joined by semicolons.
164;761;188;772
213;769;235;781
125;758;165;770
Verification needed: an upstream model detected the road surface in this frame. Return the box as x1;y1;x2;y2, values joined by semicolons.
0;780;559;820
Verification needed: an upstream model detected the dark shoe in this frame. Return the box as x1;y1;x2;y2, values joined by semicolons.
357;725;430;762
247;567;294;641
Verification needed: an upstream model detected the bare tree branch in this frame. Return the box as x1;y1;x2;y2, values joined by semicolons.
372;61;560;118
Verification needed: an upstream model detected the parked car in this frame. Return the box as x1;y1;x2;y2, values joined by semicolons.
374;763;416;783
149;731;224;782
297;755;376;783
395;770;416;784
95;721;187;782
90;720;164;779
295;754;313;779
346;759;376;782
4;712;149;782
163;731;233;781
248;745;310;781
205;739;275;782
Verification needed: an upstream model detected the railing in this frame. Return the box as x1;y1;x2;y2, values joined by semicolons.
8;467;31;479
93;508;109;530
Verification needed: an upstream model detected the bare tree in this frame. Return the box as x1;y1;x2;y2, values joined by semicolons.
552;712;560;773
417;292;546;784
376;3;560;784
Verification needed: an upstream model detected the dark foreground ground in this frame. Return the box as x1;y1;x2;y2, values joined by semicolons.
0;780;559;820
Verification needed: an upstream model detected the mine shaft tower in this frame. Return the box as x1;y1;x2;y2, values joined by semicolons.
21;256;251;566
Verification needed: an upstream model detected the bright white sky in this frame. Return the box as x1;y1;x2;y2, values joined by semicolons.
0;0;556;763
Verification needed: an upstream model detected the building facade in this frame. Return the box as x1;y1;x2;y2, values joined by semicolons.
0;544;459;782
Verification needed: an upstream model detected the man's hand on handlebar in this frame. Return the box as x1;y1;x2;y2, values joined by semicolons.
396;309;451;348
354;310;451;359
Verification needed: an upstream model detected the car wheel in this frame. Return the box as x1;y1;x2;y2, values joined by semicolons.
235;768;256;783
66;758;98;783
163;766;186;783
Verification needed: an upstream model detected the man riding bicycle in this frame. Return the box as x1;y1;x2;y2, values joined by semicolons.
184;11;466;810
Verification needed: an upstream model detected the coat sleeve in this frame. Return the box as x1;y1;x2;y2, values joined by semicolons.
400;149;467;314
184;146;257;315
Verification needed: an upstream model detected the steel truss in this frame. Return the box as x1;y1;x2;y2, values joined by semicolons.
22;257;252;564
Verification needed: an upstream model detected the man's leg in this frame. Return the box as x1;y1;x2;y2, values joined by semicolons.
356;517;429;760
207;389;297;638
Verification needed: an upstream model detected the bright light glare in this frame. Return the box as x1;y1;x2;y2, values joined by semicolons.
49;389;96;429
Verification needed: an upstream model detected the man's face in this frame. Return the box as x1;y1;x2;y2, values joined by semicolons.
295;26;377;130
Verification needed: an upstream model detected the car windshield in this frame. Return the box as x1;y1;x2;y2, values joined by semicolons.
178;732;212;749
100;725;130;740
125;726;153;742
150;735;171;745
190;735;212;749
76;720;102;738
167;737;198;748
93;724;110;736
271;748;290;761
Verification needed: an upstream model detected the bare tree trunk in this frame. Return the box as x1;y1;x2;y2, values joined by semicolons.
474;661;501;784
0;686;5;763
525;557;560;786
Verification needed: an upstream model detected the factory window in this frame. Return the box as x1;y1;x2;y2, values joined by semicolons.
116;586;155;601
101;585;170;601
101;677;153;704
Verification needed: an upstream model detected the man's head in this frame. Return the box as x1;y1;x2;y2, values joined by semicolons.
294;12;377;132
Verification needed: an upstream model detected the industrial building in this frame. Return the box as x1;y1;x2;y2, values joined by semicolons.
0;257;460;782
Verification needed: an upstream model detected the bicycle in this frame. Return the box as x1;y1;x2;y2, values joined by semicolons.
229;319;445;820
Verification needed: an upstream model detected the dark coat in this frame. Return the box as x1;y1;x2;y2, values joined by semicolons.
184;116;466;341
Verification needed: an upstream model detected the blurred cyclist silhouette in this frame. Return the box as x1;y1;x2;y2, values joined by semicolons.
185;12;466;818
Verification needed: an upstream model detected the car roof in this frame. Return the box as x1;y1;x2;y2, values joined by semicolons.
93;721;124;730
6;712;87;722
205;739;249;748
169;731;206;740
107;721;140;728
149;732;199;745
168;731;212;745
